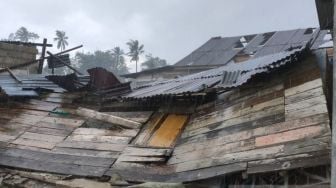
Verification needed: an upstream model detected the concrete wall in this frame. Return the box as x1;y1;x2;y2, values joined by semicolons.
0;42;38;75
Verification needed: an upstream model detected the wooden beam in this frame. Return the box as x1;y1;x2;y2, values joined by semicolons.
75;107;142;129
37;38;47;74
6;67;22;83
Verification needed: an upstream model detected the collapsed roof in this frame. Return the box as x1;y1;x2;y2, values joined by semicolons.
0;28;332;187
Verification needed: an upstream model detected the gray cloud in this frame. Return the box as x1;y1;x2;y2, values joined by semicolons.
0;0;318;72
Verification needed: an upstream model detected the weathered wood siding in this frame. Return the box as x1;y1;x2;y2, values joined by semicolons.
169;56;331;179
109;56;331;183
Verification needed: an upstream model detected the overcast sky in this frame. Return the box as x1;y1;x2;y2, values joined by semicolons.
0;0;319;72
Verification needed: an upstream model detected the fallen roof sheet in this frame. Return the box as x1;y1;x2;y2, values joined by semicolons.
0;74;89;97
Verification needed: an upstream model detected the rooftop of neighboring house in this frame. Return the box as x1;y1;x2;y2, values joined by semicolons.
122;28;332;78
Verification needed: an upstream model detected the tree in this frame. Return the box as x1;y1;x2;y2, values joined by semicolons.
75;50;129;75
8;33;15;41
54;30;69;51
13;27;39;42
126;39;144;73
141;54;167;70
111;47;127;73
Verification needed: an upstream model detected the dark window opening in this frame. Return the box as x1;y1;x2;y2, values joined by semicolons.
304;28;316;35
259;32;275;46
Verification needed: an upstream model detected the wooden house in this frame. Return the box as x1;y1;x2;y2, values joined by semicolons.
0;28;333;187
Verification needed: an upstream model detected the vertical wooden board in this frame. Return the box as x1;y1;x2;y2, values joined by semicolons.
134;112;165;145
148;114;188;147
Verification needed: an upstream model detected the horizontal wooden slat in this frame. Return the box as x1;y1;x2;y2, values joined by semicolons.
73;128;138;137
285;87;324;104
67;134;131;144
124;146;172;157
255;125;327;147
285;78;322;97
247;151;330;174
12;138;56;149
57;141;127;152
52;147;120;158
118;156;166;163
0;153;108;177
41;116;84;127
76;107;141;129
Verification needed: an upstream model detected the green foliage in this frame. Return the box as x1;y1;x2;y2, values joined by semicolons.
126;39;144;72
141;54;167;70
54;30;69;51
75;49;129;75
10;27;39;42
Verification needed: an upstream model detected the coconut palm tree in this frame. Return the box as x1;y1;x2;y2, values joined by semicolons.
54;30;69;51
111;47;125;70
126;39;144;73
14;27;39;42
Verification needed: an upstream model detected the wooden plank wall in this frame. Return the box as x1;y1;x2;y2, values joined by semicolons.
110;56;331;183
171;56;331;180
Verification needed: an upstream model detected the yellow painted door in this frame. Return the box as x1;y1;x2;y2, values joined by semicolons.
148;114;188;147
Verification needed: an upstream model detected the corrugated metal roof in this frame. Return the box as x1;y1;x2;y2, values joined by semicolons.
174;28;330;67
0;74;89;97
124;46;306;100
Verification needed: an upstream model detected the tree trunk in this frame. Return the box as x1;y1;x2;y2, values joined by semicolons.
136;60;138;73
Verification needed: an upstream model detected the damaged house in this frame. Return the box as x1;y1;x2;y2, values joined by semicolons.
0;27;333;187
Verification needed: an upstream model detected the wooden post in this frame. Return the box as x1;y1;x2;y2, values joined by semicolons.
332;1;336;187
37;38;47;74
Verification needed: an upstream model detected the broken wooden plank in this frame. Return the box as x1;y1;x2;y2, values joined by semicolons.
76;107;141;129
